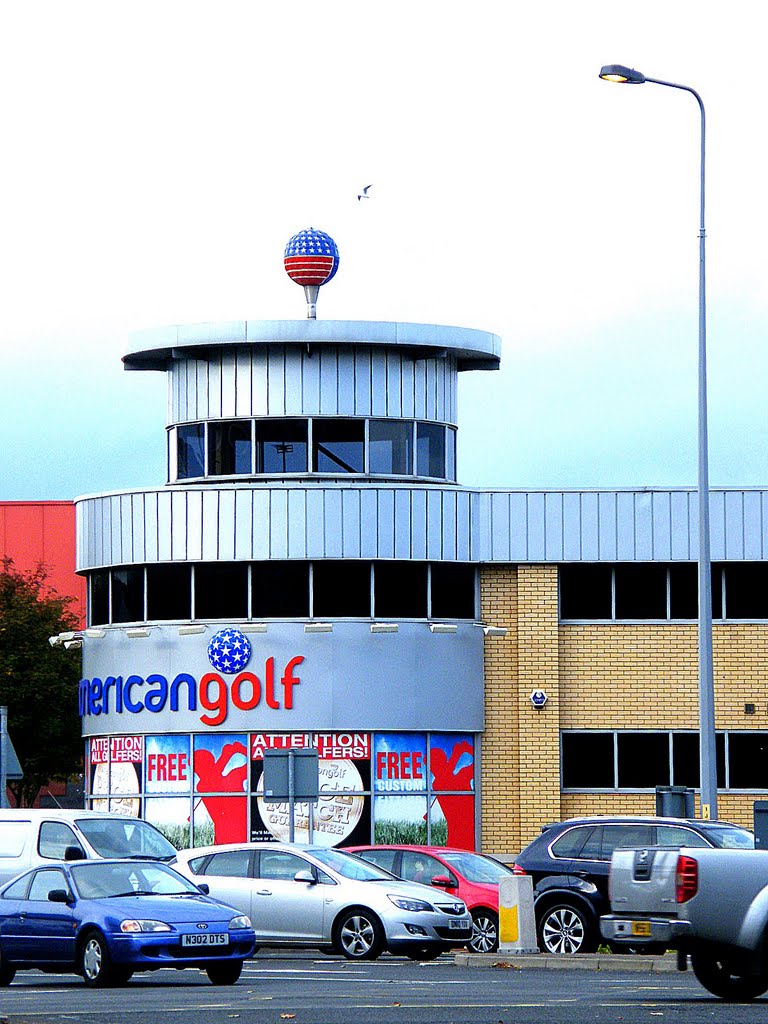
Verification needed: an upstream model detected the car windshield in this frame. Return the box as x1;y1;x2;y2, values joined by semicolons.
439;851;515;883
71;861;201;899
309;848;397;881
76;817;177;860
703;825;755;850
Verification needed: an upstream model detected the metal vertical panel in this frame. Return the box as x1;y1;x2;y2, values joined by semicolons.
376;490;396;558
426;490;443;559
413;360;427;419
217;490;236;560
195;361;208;421
578;492;600;561
354;348;372;416
526;493;546;560
410;490;428;560
359;490;379;557
370;350;387;416
762;493;768;560
341;490;362;558
441;491;457;560
252;348;269;416
207;356;222;419
235;348;253;417
456;489;471;561
319;348;339;415
157;491;173;561
436;359;447;422
287;489;307;558
171;491;189;561
186;490;203;562
119;494;133;563
109;495;124;564
723;491;745;560
670;491;693;560
220;352;237;419
633;491;654;560
323;490;344;558
393;489;412;560
652;491;673;561
304;490;325;559
562;491;583;560
710;490;726;561
335;349;355;415
508;492;530;561
144;493;159;563
424;360;437;421
266;348;286;416
251;490;271;560
400;356;415;419
201;491;220;560
743;490;765;560
131;494;146;564
616;491;638;560
300;347;321;416
597;491;618;561
543;492;564;561
468;492;489;562
488;492;510;561
282;348;303;416
386;351;402;417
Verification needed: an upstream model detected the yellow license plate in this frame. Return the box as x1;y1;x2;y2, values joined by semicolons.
631;921;652;937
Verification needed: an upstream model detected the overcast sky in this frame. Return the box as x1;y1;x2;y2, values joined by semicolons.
1;1;765;500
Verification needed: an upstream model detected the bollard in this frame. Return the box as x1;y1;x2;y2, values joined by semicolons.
498;875;539;954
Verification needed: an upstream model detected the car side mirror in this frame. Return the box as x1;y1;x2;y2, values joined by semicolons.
48;889;72;904
64;845;86;861
294;870;316;885
430;874;454;888
197;883;210;895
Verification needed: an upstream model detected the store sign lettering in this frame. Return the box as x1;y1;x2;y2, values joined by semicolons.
79;655;304;727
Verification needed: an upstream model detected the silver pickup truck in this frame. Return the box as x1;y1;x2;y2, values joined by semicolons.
601;845;768;1001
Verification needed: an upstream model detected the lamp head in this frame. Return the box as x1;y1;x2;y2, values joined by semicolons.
599;64;646;84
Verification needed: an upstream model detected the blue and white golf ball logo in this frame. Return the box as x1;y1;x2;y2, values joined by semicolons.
207;628;252;674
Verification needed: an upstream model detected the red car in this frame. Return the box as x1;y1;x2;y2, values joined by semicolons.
345;845;514;953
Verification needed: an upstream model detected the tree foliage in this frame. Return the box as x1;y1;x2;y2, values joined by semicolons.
0;557;83;806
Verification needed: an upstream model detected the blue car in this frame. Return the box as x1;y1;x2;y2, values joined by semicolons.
0;859;256;987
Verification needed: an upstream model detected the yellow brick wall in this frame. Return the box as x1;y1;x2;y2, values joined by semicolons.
480;563;768;857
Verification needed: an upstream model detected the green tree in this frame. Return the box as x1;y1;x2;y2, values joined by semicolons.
0;557;83;806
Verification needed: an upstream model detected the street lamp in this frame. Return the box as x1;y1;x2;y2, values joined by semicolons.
599;64;717;820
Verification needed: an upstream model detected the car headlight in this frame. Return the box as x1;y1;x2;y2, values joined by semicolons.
387;895;433;913
229;915;252;930
120;919;172;933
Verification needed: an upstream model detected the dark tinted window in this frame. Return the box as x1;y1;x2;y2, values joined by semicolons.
369;420;413;475
729;733;768;788
615;564;667;619
177;423;205;479
724;564;768;619
374;562;428;618
251;562;310;618
431;563;476;619
656;825;711;848
313;561;371;617
147;564;192;620
562;733;614;788
111;568;144;623
90;570;109;626
550;825;595;859
204;850;252;877
672;732;727;788
669;563;698;619
194;563;249;619
559;565;612;619
617;733;670;788
313;420;364;473
208;421;252;475
255;419;308;474
416;422;445;478
600;824;654;858
355;848;398;873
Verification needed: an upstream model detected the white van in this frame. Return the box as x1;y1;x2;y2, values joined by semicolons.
0;810;177;886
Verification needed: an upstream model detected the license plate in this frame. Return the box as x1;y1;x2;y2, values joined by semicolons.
181;932;229;947
631;921;652;937
448;919;466;930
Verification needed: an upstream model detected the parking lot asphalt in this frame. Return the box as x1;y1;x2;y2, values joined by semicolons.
453;951;679;972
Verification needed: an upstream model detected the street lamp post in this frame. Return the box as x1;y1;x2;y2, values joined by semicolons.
599;64;717;820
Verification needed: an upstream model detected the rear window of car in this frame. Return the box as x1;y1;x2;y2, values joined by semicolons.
550;826;596;858
356;849;398;873
655;825;712;848
700;825;755;850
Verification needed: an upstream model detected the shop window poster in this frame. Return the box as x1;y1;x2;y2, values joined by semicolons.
192;734;248;845
372;734;428;844
250;733;371;847
145;797;192;850
89;736;142;816
145;736;192;795
429;734;475;850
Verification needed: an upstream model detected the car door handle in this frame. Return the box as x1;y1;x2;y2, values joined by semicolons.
256;889;273;896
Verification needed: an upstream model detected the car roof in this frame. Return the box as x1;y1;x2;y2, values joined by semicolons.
539;815;744;832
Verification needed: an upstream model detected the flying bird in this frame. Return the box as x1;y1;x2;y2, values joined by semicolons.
357;184;373;201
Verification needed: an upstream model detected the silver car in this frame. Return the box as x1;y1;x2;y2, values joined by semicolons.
173;842;472;961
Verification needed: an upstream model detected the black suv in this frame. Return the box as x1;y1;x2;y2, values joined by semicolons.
513;816;754;954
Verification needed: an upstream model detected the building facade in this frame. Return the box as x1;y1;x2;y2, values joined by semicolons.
73;315;768;856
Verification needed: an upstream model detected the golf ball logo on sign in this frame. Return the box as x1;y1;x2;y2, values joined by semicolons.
207;628;252;674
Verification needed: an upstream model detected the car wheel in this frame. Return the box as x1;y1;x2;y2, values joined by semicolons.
79;930;117;987
0;949;15;987
468;909;499;953
690;952;768;1001
206;961;243;986
335;908;385;961
403;944;443;961
538;902;596;955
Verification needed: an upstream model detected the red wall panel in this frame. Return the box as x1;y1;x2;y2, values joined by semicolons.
0;502;85;627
